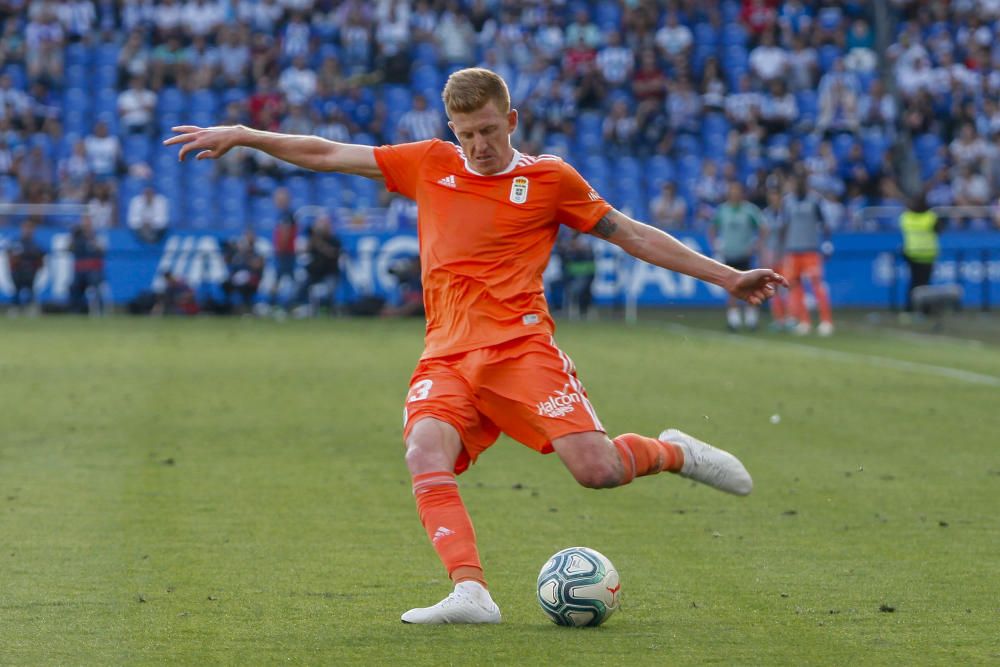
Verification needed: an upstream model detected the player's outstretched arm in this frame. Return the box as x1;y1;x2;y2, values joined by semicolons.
163;125;383;180
590;209;788;305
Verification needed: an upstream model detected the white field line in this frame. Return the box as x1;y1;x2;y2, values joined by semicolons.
663;324;1000;387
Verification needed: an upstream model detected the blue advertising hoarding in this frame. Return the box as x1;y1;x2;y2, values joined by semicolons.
1;227;997;309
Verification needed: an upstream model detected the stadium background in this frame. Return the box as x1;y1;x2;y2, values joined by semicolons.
0;0;998;312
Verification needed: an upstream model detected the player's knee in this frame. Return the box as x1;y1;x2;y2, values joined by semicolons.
403;418;460;473
572;460;624;489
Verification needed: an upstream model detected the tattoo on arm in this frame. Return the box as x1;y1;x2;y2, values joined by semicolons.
591;214;618;238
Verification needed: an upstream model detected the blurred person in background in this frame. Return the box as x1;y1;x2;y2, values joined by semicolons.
709;181;765;332
650;181;688;231
761;188;788;329
222;228;264;315
269;187;298;311
152;270;198;316
127;184;169;243
557;232;596;321
7;218;45;316
899;190;943;313
68;214;106;315
780;171;834;336
294;213;341;317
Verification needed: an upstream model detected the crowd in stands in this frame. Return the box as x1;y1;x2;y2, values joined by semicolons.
0;0;998;241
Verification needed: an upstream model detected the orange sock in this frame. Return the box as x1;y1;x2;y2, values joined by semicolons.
612;433;684;484
412;471;486;588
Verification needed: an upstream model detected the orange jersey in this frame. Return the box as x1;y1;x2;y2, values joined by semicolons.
374;139;611;359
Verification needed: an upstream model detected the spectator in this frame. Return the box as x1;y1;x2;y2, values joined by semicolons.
68;214;106;315
279;103;314;137
127;184;169;243
187;35;219;89
117;75;157;136
953;162;991;209
749;30;787;84
152;0;184;39
380;255;423;318
16;145;55;202
248;76;283;130
632;50;668;113
601;99;637;156
149;32;191;90
785;34;818;92
222;228;264;314
25;6;64;85
80;184;115;232
278;54;317;107
858;79;897;137
216;25;250;88
741;0;777;39
725;74;762;130
269;187;298;309
949;123;988;169
84;119;122;180
295;213;341;316
596;30;633;88
117;30;151;85
654;11;692;60
181;0;223;40
7;218;45;315
396;93;443;143
666;74;702;136
437;5;476;66
700;57;728;113
759;79;798;136
650;182;688;231
564;8;601;50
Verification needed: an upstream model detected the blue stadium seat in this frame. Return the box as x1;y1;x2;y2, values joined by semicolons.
721;23;748;47
0;175;20;202
157;87;187;115
796;90;818;123
818;45;841;74
317;175;341;209
250;196;278;232
694;23;719;48
94;64;117;90
2;64;25;90
95;43;120;68
702;113;730;138
94;87;118;118
65;43;89;67
703;133;727;161
220;193;247;231
411;64;441;91
383;85;412;112
63;87;91;116
65;64;88;89
862;133;887;171
800;132;820;158
914;133;942;160
832;134;855;162
185;194;217;230
674;133;702;158
614;156;642;181
123;134;151;166
189;89;219;115
219;177;244;199
594;1;622;30
412;42;439;67
720;0;741;23
286;175;315;209
221;87;247;107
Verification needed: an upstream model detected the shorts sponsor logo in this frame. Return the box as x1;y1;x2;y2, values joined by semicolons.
537;384;582;418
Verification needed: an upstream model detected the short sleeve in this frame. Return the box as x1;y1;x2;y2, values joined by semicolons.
372;140;437;200
555;161;613;232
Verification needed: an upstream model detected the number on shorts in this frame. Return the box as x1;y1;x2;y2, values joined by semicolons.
407;379;433;403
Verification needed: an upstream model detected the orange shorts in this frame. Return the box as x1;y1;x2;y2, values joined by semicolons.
784;251;824;282
403;334;606;474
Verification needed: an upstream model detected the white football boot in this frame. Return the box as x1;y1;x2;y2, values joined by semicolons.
401;581;502;624
659;429;753;496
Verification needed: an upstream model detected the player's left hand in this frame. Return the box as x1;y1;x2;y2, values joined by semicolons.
724;268;788;305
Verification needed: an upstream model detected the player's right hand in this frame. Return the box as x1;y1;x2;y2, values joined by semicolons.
163;125;244;162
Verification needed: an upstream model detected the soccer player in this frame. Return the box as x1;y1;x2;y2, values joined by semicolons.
779;172;834;336
166;68;786;625
708;181;765;332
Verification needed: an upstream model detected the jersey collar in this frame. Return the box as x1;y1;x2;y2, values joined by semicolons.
460;147;522;177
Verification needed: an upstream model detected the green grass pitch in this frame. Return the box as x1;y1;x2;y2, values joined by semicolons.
2;315;998;665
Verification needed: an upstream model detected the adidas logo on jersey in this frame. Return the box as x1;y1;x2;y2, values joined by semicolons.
437;175;457;188
432;526;455;543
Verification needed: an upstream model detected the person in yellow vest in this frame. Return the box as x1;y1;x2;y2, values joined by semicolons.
899;191;944;312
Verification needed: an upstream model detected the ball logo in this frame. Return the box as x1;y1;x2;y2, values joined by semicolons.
510;176;529;204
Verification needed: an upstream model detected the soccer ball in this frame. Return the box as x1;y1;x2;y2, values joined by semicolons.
536;546;621;627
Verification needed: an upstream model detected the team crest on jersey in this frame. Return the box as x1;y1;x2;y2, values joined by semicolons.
510;176;529;204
